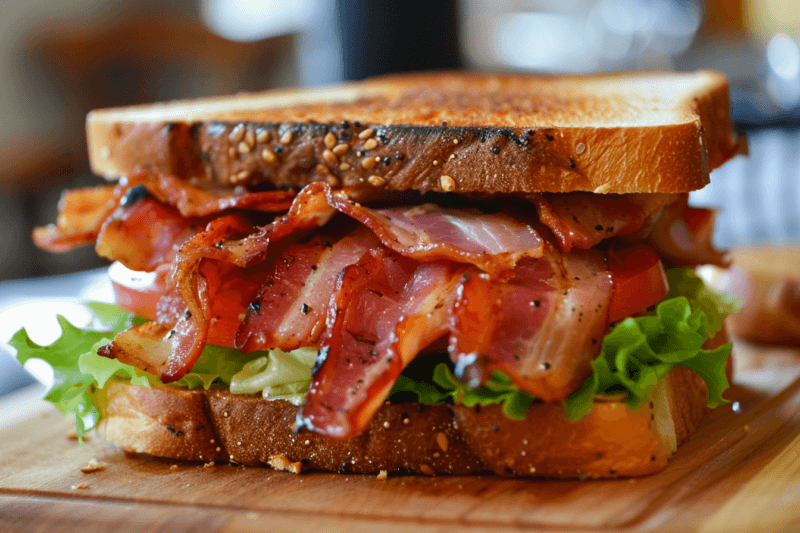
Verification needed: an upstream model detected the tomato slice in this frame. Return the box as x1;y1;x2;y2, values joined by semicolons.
607;245;669;323
109;261;170;321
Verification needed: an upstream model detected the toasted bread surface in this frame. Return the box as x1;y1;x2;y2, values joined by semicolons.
87;71;742;194
97;366;709;478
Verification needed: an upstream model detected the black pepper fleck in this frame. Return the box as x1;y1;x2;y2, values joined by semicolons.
382;156;391;166
491;146;501;155
545;134;555;141
569;157;576;169
595;225;603;231
301;303;311;315
274;145;283;154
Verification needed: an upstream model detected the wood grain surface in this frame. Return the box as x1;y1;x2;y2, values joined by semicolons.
1;342;799;533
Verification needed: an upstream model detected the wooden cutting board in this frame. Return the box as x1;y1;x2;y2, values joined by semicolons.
1;342;799;533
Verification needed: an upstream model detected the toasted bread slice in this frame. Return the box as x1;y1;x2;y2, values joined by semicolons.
87;71;742;195
97;366;709;478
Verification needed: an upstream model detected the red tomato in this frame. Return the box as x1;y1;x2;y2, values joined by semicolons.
607;245;669;323
109;261;169;321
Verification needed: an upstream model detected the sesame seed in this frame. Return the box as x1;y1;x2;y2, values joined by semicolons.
280;130;293;144
433;452;440;458
339;162;351;171
432;160;439;166
420;464;435;476
453;139;459;145
332;143;349;155
315;163;330;175
323;149;338;166
576;142;586;154
210;439;215;444
529;466;537;473
403;418;410;425
238;141;251;154
256;130;270;144
325;175;340;187
215;447;221;452
228;124;245;143
363;138;378;150
233;170;250;183
440;175;456;192
436;432;448;452
228;147;237;158
383;421;390;429
358;128;374;140
361;156;377;170
223;412;229;417
244;129;255;148
262;148;277;164
356;150;363;157
304;439;310;445
324;132;337;148
368;175;386;187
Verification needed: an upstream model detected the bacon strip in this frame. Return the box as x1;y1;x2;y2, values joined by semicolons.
299;249;465;438
647;200;726;267
95;197;203;272
235;230;381;352
531;192;679;252
321;186;544;275
448;250;614;402
33;186;117;252
142;174;295;217
33;173;295;255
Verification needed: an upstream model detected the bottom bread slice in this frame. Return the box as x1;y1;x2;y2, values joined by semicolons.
97;366;709;478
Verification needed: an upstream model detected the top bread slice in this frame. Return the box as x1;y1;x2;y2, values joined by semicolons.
87;71;742;194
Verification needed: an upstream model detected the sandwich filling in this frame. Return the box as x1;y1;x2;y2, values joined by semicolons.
21;172;738;440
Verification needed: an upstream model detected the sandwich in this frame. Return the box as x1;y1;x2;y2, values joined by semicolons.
13;71;744;478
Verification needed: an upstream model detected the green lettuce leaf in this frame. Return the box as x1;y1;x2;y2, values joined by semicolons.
563;295;732;421
229;347;318;404
666;268;742;337
9;304;261;440
390;363;534;419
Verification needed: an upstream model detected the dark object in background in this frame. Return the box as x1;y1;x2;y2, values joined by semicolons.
338;0;461;80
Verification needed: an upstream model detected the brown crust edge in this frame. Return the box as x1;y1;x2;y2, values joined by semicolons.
97;366;710;479
86;72;741;194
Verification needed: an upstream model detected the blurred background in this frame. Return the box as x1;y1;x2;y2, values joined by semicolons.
0;0;799;282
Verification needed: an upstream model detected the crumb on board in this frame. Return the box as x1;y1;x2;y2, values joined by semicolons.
80;459;107;474
203;461;215;468
170;464;179;471
71;483;89;490
377;470;388;480
268;455;302;474
66;430;88;441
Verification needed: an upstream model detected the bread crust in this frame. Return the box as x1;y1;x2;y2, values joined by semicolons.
86;71;742;194
98;366;710;478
